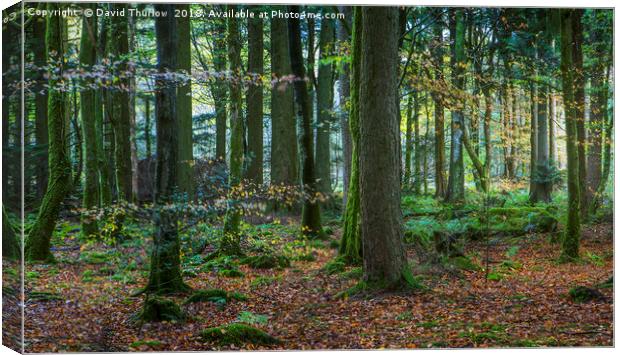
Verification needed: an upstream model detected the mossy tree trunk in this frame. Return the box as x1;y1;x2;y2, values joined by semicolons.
25;3;72;262
221;5;244;255
176;4;194;200
431;9;446;199
315;15;335;196
359;7;409;288
145;5;190;294
445;9;466;203
403;96;413;187
246;8;264;184
559;9;581;261
108;3;132;201
288;6;323;238
80;3;100;236
339;7;362;265
270;17;299;191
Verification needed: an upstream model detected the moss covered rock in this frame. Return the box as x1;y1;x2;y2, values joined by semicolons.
135;297;185;322
200;323;280;346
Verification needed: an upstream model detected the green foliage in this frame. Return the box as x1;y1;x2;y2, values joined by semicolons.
568;286;604;303
395;311;414;321
200;323;279;346
81;270;95;282
185;289;248;304
449;256;481;271
340;267;363;280
237;311;268;325
240;254;290;269
29;291;63;302
323;259;346;275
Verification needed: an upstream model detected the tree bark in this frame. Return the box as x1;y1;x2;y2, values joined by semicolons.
108;3;132;201
359;6;409;288
80;3;100;236
270;17;298;188
431;9;446;199
445;9;465;203
221;5;245;254
339;7;362;265
145;5;189;294
176;4;195;199
25;3;71;262
246;9;264;184
315;15;335;195
559;8;581;261
288;6;323;238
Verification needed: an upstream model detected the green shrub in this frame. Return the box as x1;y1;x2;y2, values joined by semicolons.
323;259;346;275
241;255;290;269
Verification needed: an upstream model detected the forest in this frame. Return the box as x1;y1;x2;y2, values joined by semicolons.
1;2;614;352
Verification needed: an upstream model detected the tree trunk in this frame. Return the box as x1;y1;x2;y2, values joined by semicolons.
403;96;413;187
221;5;245;254
572;9;588;220
145;5;189;294
212;17;228;161
80;3;100;236
445;9;465;203
176;4;195;199
559;8;581;261
246;9;264;184
339;7;362;265
270;17;298;189
359;6;409;288
25;3;72;262
431;9;446;199
288;6;323;238
315;16;335;195
108;3;132;201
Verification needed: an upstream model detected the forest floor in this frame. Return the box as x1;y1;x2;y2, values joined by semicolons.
3;200;614;351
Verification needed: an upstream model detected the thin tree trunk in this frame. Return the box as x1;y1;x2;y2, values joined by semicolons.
432;9;446;199
80;3;100;236
315;16;335;195
176;4;195;198
221;5;244;254
288;6;323;238
246;9;264;184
